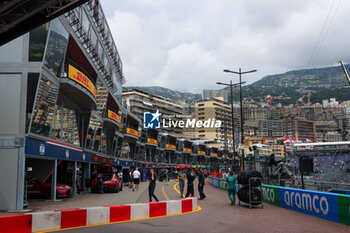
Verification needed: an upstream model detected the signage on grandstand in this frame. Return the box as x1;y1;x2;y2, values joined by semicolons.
107;109;120;124
68;64;97;99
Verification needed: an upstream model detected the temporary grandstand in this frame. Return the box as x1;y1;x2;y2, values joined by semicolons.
291;142;350;191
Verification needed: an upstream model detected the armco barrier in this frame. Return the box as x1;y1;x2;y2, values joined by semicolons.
208;176;350;226
0;197;198;233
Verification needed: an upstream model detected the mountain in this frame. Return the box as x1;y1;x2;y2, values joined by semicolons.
123;86;202;104
244;64;350;105
124;64;350;105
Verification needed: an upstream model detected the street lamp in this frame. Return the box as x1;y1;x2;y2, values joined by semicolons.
216;80;246;156
223;68;257;170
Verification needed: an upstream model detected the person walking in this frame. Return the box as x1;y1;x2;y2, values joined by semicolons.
198;168;206;200
185;169;195;197
132;168;141;191
225;171;237;205
148;169;159;202
177;169;186;198
129;168;134;189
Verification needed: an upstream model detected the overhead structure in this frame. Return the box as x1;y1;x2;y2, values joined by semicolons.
0;0;88;46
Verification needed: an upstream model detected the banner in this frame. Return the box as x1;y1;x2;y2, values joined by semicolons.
279;187;339;223
207;178;350;226
147;138;158;145
166;144;176;150
107;109;120;124
198;151;206;155
126;128;139;137
68;64;97;98
211;153;218;157
183;148;192;153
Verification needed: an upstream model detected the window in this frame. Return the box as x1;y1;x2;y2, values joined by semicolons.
29;23;49;61
30;75;59;137
44;19;69;76
26;73;40;132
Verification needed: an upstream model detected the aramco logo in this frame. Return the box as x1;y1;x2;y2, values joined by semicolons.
283;191;329;215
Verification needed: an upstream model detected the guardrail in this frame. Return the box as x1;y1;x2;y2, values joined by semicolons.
208;176;350;226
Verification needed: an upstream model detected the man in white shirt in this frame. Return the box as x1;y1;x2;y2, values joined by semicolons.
132;168;141;191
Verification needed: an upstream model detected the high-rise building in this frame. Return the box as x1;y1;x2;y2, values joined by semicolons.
194;97;237;149
284;119;316;142
122;89;186;136
258;120;284;138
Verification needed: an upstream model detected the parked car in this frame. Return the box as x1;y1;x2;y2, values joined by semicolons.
91;173;123;193
26;176;72;198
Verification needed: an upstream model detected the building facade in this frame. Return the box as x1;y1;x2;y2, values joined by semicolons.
0;2;140;211
122;89;186;136
284;119;316;142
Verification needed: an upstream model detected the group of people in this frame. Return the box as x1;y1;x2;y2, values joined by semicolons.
110;167;238;205
128;168;141;192
177;168;206;200
146;167;207;202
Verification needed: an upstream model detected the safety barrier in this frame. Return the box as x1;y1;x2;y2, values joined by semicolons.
208;176;350;226
0;197;198;233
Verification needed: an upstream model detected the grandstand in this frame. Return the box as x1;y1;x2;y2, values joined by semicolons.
290;142;350;190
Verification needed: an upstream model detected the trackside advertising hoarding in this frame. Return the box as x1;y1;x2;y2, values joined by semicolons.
278;187;339;223
208;177;350;226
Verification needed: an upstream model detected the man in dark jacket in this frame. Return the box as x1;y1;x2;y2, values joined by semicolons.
185;169;195;197
198;168;206;200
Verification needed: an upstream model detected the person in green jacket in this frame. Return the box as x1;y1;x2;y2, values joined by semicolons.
225;171;237;205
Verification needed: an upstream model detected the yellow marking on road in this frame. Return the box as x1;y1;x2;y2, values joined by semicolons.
174;182;202;210
161;184;170;200
38;204;202;233
174;182;185;198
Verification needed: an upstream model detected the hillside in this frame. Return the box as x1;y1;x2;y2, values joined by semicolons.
124;64;350;105
123;86;202;104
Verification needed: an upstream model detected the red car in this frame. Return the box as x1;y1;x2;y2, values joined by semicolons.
26;176;72;198
91;173;123;193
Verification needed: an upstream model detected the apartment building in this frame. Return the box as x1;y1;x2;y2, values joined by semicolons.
194;97;236;149
258;120;284;138
122;89;186;136
284;119;316;142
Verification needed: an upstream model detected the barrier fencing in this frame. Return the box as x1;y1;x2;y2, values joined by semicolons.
208;176;350;226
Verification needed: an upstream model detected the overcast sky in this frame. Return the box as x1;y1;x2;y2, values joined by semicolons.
100;0;349;93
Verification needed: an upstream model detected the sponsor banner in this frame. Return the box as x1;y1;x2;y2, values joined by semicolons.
25;137;90;162
337;194;350;225
279;187;339;223
166;144;176;150
107;109;120;124
208;182;350;226
262;185;280;206
212;177;219;188
211;153;218;157
147;138;158;145
68;64;97;98
183;148;192;153
219;179;226;190
126;128;139;137
198;151;206;155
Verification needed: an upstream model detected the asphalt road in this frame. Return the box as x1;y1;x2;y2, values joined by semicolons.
51;179;350;233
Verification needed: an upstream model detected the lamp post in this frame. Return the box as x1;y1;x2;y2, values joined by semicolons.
223;68;257;171
216;81;246;156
